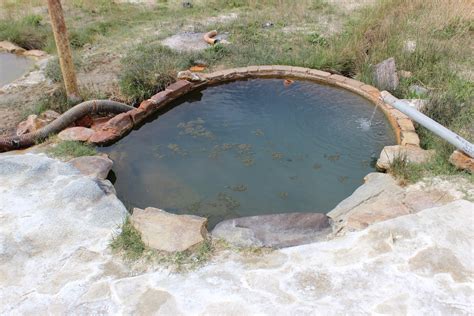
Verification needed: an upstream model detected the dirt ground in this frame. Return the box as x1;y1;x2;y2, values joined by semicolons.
0;0;369;136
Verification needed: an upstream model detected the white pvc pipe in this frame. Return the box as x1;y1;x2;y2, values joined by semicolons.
381;91;474;158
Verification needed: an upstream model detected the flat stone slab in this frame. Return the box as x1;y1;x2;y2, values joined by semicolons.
212;213;331;248
131;207;208;252
69;155;113;180
58;127;95;142
376;145;435;170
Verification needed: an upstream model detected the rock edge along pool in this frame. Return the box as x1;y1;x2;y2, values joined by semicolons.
101;79;396;227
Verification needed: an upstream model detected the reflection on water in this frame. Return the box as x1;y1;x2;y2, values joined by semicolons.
0;52;33;86
101;79;396;227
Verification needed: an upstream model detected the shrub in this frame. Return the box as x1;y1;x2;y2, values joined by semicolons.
69;21;113;48
34;88;70;114
119;43;192;103
48;140;97;158
110;217;145;260
0;14;51;50
44;56;83;83
388;154;424;186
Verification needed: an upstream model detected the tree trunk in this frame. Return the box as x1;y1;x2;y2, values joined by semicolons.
46;0;80;101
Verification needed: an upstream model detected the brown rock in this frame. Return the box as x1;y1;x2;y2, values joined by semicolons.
138;99;157;114
105;113;133;135
75;114;94;128
402;189;454;213
69;155;113;179
398;70;413;79
401;131;420;146
131;207;208;252
58;127;95;142
177;70;205;82
397;118;415;131
449;150;473;173
328;173;412;231
165;80;192;97
0;40;25;53
129;108;147;125
40;110;60;121
346;198;410;230
16;115;41;136
212;213;331;248
373;57;399;91
22;49;47;58
91;116;112;131
16;110;60;136
88;130;119;145
376;145;435;171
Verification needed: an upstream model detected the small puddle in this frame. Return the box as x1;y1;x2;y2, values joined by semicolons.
0;52;33;87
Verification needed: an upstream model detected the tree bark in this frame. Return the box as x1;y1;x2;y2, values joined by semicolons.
46;0;80;101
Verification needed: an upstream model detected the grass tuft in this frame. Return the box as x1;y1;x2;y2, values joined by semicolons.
110;216;215;271
110;217;145;260
118;43;188;104
0;14;52;50
48;140;97;158
388;154;423;186
45;56;83;83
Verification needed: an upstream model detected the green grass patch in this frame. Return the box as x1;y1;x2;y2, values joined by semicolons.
0;14;52;50
110;216;215;271
388;154;424;185
48;140;97;158
118;43;190;103
110;217;145;260
45;56;83;83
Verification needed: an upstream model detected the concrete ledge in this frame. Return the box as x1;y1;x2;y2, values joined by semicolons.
89;65;419;147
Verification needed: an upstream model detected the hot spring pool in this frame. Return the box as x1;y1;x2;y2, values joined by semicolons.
0;52;33;87
102;79;396;227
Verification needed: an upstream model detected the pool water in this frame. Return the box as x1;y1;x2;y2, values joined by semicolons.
102;79;396;227
0;52;33;87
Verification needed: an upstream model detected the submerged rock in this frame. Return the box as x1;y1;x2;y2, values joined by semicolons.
69;155;113;180
212;213;331;248
131;207;208;252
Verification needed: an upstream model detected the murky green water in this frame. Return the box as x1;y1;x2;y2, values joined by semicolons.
0;52;33;87
102;79;396;227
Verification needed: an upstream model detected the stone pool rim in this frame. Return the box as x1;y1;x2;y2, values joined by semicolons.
88;65;420;148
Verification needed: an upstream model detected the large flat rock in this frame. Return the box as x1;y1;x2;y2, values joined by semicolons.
1;154;473;314
376;145;435;171
131;207;208;252
68;155;114;180
327;172;459;232
212;213;331;248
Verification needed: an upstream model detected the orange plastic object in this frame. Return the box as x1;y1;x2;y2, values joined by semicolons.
203;30;218;45
284;79;294;87
190;66;206;72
